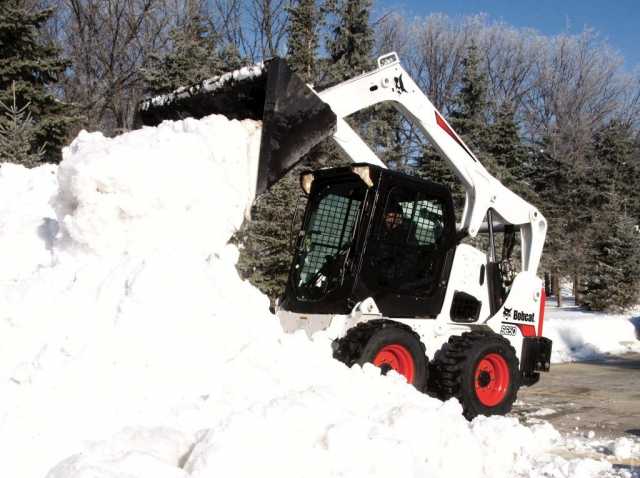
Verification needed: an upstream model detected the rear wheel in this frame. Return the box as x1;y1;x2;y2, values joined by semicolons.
333;320;428;391
430;330;519;420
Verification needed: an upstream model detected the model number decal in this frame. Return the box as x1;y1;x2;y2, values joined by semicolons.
500;324;517;336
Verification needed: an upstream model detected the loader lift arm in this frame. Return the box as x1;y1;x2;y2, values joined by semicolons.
315;52;546;274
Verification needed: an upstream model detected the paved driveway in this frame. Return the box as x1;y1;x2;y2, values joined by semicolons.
513;353;640;472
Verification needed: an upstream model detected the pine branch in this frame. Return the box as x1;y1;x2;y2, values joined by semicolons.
0;82;45;167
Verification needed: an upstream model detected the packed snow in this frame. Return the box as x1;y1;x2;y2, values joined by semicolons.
140;63;265;110
1;115;637;478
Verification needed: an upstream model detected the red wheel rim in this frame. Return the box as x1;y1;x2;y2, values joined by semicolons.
474;353;510;407
373;344;415;384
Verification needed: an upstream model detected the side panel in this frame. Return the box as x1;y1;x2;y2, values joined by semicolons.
438;244;491;322
485;271;546;363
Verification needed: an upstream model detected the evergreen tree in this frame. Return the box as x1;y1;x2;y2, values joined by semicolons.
448;43;487;150
417;141;468;225
365;104;407;168
580;198;640;312
578;120;640;310
141;14;241;95
633;139;640;224
0;0;75;163
324;0;374;84
485;101;537;202
487;102;522;170
0;83;45;166
528;135;577;305
233;147;345;304
323;0;394;172
318;0;375;169
590;121;639;219
286;0;321;83
234;168;306;303
419;44;493;217
417;143;459;188
235;1;324;302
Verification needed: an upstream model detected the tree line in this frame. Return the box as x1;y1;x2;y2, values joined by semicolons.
2;0;639;311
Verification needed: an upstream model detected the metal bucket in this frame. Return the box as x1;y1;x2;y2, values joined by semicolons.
136;58;337;196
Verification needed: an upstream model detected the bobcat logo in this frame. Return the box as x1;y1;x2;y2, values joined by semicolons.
394;75;408;94
503;307;512;318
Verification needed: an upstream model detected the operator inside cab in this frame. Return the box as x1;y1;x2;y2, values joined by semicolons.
365;192;445;294
382;202;418;244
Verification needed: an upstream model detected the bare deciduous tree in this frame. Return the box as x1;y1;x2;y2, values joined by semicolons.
247;0;288;59
405;14;476;113
210;0;288;62
50;0;175;135
210;0;251;57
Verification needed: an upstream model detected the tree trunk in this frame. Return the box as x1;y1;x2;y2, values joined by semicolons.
553;272;563;307
573;272;581;305
544;272;552;296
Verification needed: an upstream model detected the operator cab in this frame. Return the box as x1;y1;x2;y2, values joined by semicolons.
280;164;457;318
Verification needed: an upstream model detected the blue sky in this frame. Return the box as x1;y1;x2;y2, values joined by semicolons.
377;0;640;70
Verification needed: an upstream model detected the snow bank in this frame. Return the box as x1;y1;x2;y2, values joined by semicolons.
0;116;624;478
545;298;640;363
0;162;58;281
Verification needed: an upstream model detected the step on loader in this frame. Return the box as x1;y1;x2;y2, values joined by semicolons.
137;52;552;420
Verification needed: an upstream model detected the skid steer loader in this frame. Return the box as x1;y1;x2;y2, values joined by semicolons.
137;52;552;419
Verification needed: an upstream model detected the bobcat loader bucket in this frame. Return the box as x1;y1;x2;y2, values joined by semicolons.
136;58;337;197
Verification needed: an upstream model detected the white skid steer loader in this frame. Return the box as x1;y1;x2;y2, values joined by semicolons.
137;52;552;420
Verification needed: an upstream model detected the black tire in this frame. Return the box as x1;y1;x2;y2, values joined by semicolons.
333;320;429;392
429;330;520;420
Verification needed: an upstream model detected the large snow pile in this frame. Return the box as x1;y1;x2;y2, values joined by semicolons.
0;116;627;478
545;297;640;363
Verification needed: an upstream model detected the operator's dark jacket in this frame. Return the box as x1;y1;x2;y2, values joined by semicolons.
368;221;420;288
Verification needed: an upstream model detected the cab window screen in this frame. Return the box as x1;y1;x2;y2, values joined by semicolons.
379;193;445;246
294;183;364;300
300;194;359;279
413;200;444;246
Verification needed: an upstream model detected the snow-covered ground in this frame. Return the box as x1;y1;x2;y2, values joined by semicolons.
545;295;640;363
1;116;638;478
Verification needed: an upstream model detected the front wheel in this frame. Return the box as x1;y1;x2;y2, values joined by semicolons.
334;321;429;391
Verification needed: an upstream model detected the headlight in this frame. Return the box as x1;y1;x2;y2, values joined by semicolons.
300;172;314;195
352;165;373;187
